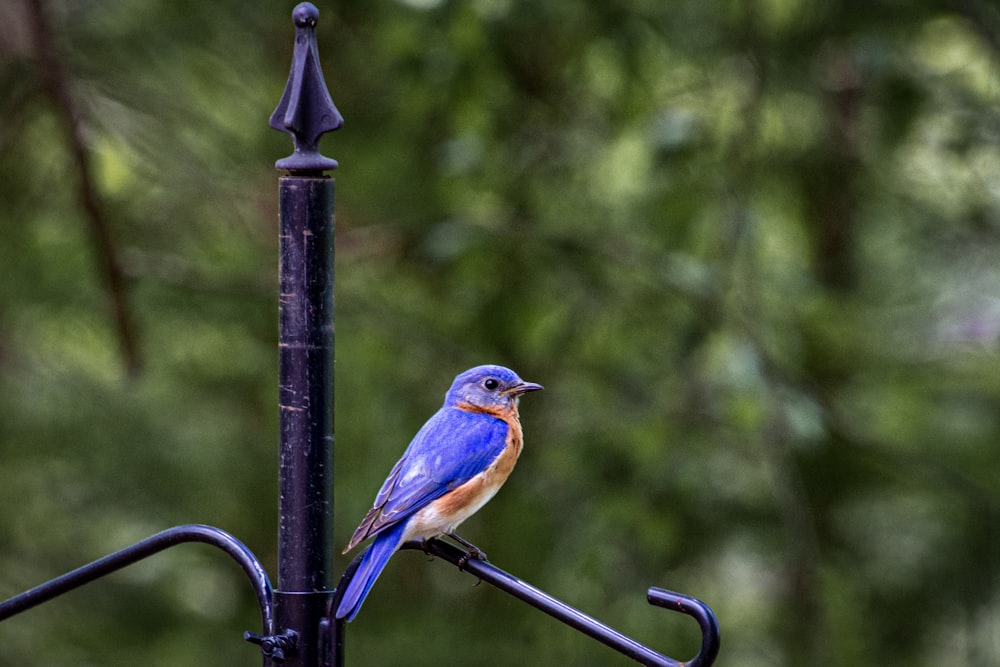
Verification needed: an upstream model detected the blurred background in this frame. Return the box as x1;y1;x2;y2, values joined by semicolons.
1;0;999;665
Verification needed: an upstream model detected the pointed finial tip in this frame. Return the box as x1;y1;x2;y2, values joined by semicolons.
293;3;319;28
271;1;342;173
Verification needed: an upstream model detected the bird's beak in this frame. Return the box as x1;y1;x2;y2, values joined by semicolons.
506;381;543;396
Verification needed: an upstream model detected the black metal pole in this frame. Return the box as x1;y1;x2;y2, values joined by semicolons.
275;175;335;667
269;4;343;665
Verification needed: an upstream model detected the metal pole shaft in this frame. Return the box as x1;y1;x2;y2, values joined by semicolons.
269;4;343;663
276;175;335;666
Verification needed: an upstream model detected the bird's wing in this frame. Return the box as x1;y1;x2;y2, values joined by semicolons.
344;407;508;550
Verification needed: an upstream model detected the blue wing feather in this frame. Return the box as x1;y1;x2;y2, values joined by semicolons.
355;407;508;541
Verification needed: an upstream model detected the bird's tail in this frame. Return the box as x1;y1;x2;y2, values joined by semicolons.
335;521;407;622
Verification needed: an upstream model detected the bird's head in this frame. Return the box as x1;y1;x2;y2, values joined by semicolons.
444;365;543;410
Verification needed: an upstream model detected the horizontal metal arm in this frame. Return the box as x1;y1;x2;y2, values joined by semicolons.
334;537;719;667
0;524;274;638
411;538;719;667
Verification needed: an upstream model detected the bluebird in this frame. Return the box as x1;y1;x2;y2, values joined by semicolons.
335;364;542;622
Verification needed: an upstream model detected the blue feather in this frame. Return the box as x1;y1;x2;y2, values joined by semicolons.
335;520;408;621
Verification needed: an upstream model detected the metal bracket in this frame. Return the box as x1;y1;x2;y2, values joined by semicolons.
245;628;299;663
332;537;721;667
0;524;275;650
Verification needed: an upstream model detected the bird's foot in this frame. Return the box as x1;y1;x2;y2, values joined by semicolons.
447;532;489;569
456;545;488;571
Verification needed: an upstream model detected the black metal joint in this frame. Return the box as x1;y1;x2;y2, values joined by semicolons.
244;628;299;663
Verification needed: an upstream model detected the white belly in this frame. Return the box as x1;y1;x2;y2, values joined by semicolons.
403;478;503;541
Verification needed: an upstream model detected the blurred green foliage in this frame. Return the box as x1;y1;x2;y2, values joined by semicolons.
2;0;1000;665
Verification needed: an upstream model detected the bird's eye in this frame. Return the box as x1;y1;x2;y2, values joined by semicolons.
483;378;499;391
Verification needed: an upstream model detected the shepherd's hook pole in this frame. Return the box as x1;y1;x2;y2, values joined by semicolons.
261;3;343;665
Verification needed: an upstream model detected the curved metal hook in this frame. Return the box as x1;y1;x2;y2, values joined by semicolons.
0;524;275;639
334;537;719;667
647;588;720;667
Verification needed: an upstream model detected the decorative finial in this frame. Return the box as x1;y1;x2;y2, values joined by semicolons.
270;2;344;172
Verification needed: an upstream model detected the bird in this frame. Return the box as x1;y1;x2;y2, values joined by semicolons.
334;364;543;622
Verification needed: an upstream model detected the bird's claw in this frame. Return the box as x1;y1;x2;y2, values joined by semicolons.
457;546;488;572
